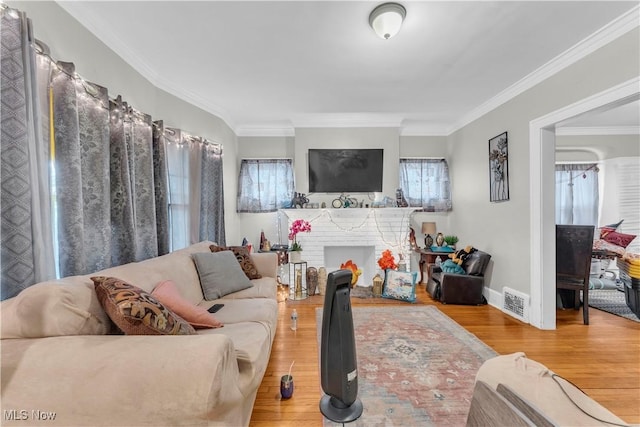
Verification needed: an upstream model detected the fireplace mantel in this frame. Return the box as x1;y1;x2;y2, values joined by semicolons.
279;208;416;286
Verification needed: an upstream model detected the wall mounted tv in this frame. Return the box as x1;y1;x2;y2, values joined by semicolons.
308;149;383;193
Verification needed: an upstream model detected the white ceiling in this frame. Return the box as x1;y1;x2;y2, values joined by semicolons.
57;1;639;136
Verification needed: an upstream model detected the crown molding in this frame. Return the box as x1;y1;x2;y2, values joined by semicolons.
291;114;403;129
400;123;449;136
236;126;295;137
556;126;640;136
449;5;640;135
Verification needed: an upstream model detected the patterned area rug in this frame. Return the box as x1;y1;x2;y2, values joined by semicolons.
587;289;640;322
316;306;497;426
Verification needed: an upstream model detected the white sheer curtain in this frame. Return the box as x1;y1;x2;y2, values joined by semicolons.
555;163;599;226
237;159;294;212
398;158;452;211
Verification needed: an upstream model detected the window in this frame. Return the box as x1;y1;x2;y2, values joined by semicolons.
555;163;599;226
166;137;190;251
237;159;294;212
399;158;452;211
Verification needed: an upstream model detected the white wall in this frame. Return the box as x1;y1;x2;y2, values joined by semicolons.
12;1;241;245
448;27;639;305
236;131;452;250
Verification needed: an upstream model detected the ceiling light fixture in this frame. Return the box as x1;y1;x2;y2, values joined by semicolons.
369;2;406;40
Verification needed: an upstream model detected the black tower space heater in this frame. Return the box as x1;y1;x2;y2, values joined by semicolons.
319;269;363;423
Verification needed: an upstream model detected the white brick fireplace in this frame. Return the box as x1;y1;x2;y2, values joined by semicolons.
280;208;415;286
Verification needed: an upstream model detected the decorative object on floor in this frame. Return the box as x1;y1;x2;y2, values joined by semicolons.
489;131;509;202
307;267;318;296
372;273;384;297
316;306;497;426
318;267;327;295
443;235;458;249
382;269;417;302
435;232;445;247
368;2;407;40
289;218;311;251
422;222;436;249
340;260;362;286
586;289;639;322
319;270;363;423
377;249;397;271
289;261;308;300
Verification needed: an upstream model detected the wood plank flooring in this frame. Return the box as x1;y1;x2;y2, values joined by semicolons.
250;285;640;426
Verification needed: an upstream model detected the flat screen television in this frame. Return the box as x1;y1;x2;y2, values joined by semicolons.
308;149;383;193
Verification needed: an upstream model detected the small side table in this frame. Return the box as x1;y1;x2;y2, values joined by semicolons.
415;249;449;284
289;261;308;300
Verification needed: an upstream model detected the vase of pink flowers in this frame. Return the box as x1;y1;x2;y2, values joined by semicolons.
289;219;311;262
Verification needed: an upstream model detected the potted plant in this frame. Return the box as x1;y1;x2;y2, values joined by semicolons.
288;219;311;262
444;235;459;249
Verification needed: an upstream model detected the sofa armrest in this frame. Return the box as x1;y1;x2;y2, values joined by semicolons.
251;252;278;278
439;273;486;305
475;353;627;427
1;335;245;426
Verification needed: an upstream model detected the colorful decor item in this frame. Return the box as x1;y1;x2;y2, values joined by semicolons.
377;249;397;271
288;219;311;251
340;260;362;286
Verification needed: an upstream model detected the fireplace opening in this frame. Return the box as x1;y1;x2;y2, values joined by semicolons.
324;245;376;287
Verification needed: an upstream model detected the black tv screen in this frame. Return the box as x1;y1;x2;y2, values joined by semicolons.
308;149;383;193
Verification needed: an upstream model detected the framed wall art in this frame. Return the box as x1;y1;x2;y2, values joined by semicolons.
488;131;509;202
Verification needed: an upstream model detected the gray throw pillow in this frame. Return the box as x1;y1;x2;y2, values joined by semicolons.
192;251;254;300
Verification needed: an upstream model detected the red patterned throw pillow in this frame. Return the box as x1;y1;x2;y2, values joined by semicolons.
602;231;636;249
92;276;196;335
210;244;262;279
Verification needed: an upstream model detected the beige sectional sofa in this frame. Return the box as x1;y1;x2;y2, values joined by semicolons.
1;241;278;427
467;352;628;426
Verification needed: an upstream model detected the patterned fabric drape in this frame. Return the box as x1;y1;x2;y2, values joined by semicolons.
237;159;294;212
152;120;170;256
399;159;452;211
198;141;225;245
108;96;162;265
555;163;599;226
52;62;111;277
1;10;55;300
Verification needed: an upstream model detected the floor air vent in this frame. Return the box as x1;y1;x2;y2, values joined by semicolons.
502;287;530;323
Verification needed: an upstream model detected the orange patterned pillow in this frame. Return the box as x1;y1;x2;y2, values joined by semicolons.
209;244;262;279
92;276;196;335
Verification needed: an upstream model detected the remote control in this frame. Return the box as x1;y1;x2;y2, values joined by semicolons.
208;303;224;313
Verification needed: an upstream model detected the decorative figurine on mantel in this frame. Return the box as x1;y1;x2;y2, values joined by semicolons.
291;192;309;209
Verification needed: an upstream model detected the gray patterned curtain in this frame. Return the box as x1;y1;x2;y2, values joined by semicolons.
1;10;55;300
52;62;111;277
198;141;225;245
152;120;170;256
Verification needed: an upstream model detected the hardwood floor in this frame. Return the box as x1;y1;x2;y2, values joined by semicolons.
250;285;640;426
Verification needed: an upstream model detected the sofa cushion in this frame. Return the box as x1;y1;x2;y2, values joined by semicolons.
210;244;262;279
92;276;196;335
152;280;223;329
192;251;254;300
1;282;110;338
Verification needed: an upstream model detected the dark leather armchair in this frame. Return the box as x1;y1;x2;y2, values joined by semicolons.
427;250;491;305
